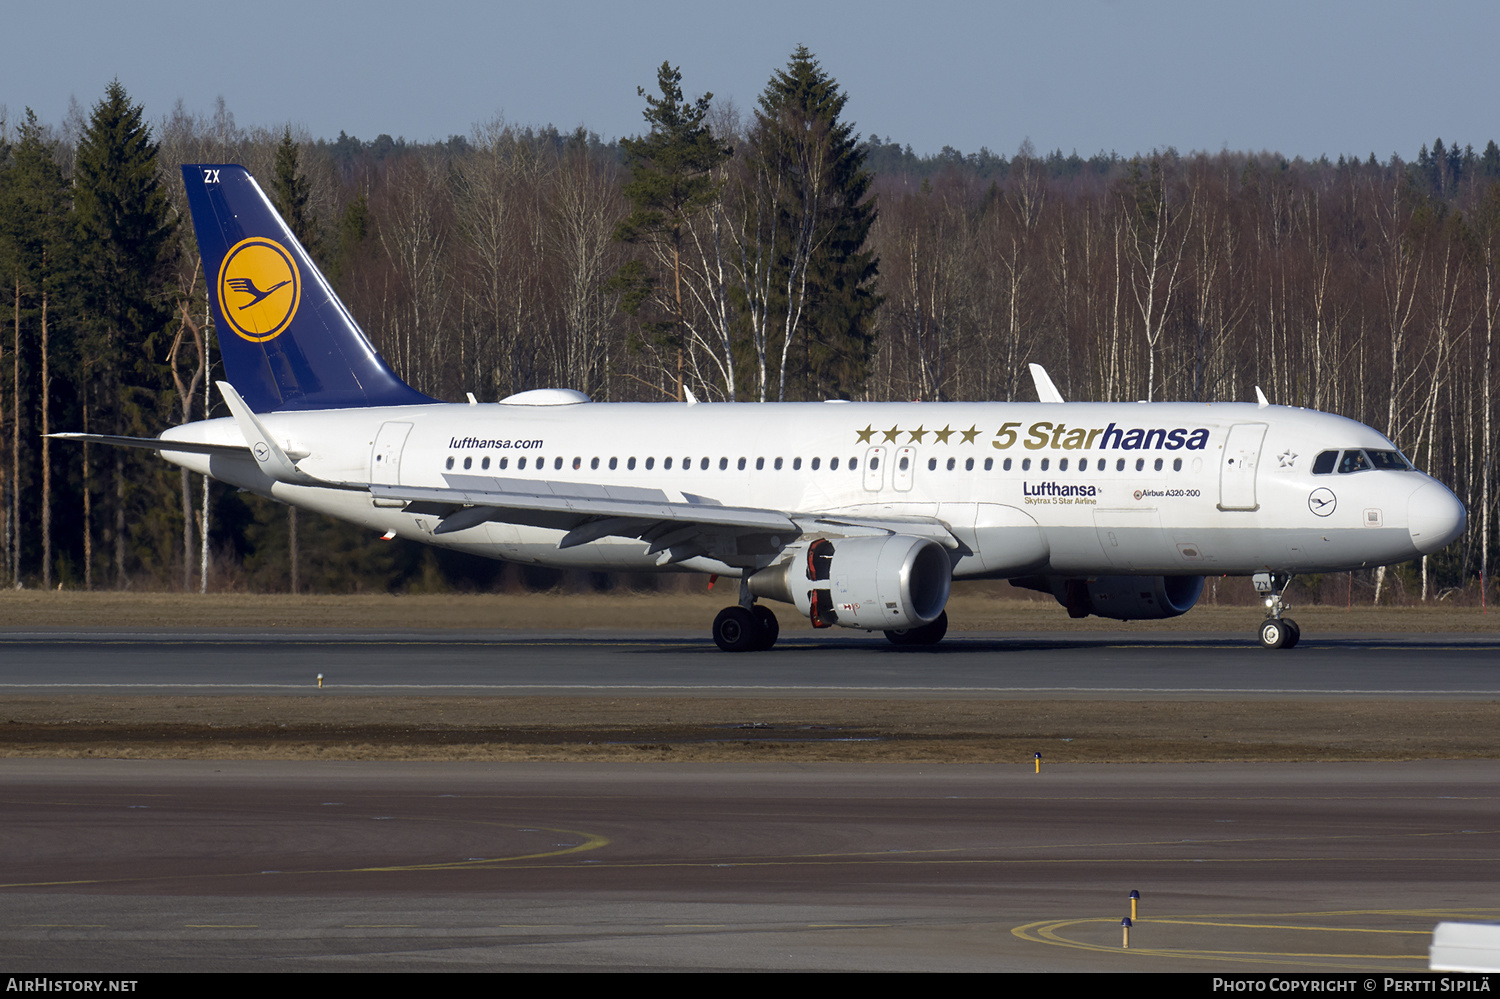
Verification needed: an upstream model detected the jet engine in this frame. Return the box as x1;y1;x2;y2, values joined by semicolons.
748;535;952;631
1013;574;1205;621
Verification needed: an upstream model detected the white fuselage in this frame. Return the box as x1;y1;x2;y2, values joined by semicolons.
158;398;1464;580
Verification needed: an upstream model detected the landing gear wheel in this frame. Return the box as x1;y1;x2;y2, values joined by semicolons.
713;606;756;653
1258;618;1288;650
750;605;780;651
1282;618;1300;649
884;610;949;647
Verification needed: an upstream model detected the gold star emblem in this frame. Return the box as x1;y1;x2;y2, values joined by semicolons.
907;425;927;443
933;425;954;444
856;425;874;444
960;425;980;444
882;425;902;443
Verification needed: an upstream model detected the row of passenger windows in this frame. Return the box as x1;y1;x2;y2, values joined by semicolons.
442;453;1189;473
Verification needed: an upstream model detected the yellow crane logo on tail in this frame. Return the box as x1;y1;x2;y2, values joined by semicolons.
217;237;301;342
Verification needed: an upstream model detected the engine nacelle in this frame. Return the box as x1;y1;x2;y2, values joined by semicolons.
748;534;952;631
1015;574;1205;621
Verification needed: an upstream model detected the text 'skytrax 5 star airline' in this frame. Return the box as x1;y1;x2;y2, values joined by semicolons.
60;166;1467;651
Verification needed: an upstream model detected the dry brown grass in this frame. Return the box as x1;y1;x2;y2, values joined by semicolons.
1;695;1495;763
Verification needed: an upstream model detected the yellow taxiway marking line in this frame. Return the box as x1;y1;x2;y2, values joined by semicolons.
1013;912;1440;969
0;819;610;889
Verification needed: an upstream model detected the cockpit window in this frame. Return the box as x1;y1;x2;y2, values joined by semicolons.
1312;450;1338;475
1366;449;1412;470
1332;448;1414;473
1338;450;1371;473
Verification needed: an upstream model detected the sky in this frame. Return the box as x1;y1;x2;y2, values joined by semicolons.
4;0;1497;163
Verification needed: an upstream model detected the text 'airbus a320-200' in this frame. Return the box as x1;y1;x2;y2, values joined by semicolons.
56;165;1467;651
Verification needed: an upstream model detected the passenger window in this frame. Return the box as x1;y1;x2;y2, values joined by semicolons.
463;457;472;469
811;457;820;470
628;457;636;470
1003;458;1012;471
590;457;599;470
829;457;839;471
965;457;974;471
445;456;455;470
793;457;802;470
1040;458;1050;471
1021;459;1031;471
609;457;617;470
1059;458;1068;471
984;457;993;471
665;457;673;469
720;457;729;471
499;457;508;470
774;457;783;470
1078;458;1087;471
869;457;878;469
1172;457;1182;471
756;457;765;470
738;457;747;470
701;457;710;470
1154;458;1163;471
1117;458;1125;471
947;457;956;471
482;457;490;470
1135;458;1144;471
926;457;936;471
573;457;581;470
645;457;654;470
519;457;528;470
1312;450;1337;474
902;456;911;471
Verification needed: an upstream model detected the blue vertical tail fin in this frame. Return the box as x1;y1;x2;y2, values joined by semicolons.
182;164;434;412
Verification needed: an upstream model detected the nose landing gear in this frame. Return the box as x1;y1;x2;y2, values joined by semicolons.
1253;572;1300;649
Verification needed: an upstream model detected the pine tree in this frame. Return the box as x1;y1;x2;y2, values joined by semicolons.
73;80;178;586
749;46;879;400
270;126;321;260
1;110;72;587
613;62;731;399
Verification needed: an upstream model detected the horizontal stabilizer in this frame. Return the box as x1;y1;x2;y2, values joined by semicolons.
48;433;251;458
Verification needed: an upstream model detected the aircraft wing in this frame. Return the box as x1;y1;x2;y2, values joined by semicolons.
372;474;960;566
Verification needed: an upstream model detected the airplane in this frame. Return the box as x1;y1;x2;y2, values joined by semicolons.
57;164;1467;652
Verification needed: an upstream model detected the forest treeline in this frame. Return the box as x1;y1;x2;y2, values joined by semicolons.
2;48;1499;602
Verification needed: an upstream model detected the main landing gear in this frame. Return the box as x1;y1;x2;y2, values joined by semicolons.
712;592;781;653
1252;572;1300;650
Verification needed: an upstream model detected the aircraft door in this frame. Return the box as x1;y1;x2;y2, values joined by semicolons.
371;421;413;486
893;446;916;492
1218;423;1267;511
863;446;886;491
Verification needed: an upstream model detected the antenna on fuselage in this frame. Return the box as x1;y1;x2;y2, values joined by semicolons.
1029;363;1064;403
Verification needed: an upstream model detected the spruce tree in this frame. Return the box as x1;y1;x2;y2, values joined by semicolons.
73;80;177;585
750;46;879;400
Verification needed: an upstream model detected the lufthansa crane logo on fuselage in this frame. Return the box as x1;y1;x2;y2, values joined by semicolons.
217;237;301;342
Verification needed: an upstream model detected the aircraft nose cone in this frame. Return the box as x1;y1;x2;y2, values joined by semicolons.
1408;481;1467;554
